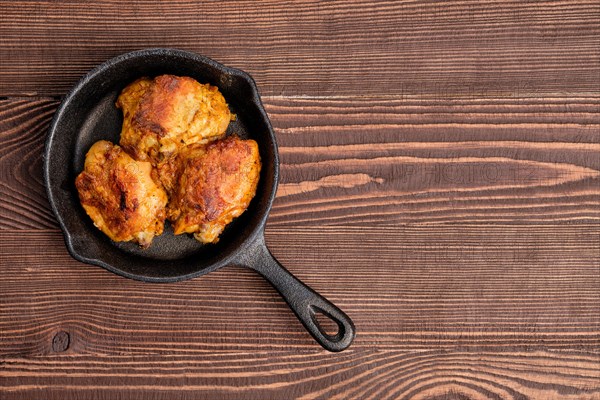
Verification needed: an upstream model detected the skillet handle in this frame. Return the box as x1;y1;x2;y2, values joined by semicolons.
241;235;355;352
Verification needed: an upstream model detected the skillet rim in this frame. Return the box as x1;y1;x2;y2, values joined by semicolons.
43;48;280;282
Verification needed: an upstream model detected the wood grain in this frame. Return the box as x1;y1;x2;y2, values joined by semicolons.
1;227;599;354
0;99;57;229
1;97;598;230
1;226;599;398
1;1;599;97
1;350;599;399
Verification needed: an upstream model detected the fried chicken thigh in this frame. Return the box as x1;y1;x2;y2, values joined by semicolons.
75;140;168;248
76;76;256;248
116;75;232;164
162;136;261;244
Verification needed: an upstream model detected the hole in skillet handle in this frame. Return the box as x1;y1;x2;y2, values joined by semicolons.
311;306;344;341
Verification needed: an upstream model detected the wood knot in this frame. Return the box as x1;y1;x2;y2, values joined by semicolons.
52;331;70;352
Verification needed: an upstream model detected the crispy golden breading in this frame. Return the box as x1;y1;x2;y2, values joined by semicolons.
162;136;261;244
116;75;231;164
75;140;168;248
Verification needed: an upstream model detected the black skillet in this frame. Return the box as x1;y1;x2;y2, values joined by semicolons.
44;48;355;352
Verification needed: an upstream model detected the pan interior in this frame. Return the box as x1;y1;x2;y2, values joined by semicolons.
46;50;276;281
72;82;251;261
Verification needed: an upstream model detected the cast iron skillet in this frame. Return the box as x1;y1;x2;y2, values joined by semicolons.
44;48;355;352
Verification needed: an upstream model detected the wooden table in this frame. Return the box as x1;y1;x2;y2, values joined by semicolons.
1;2;599;399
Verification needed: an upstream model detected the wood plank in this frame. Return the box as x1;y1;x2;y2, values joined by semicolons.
1;227;599;355
1;1;599;97
1;350;599;399
1;98;599;230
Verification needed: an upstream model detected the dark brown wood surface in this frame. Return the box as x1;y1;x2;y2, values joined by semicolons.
1;2;599;399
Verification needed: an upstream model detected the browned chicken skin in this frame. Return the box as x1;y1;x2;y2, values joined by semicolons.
117;75;232;164
75;140;168;248
162;135;261;243
77;76;258;247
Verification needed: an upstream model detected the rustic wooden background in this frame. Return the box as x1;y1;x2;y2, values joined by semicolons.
1;1;599;399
